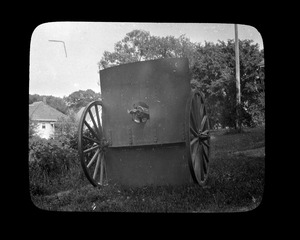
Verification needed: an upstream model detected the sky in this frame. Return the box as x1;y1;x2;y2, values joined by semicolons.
30;22;263;98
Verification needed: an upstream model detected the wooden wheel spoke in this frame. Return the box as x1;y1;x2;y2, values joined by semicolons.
95;104;102;135
202;145;209;164
93;152;101;179
84;144;100;154
84;120;100;140
202;156;207;175
190;137;199;146
99;153;104;185
197;145;203;180
199;98;204;118
190;109;198;131
200;115;207;132
88;109;101;137
192;142;199;167
194;159;200;181
83;135;100;144
199;142;209;174
202;129;209;135
86;149;100;168
192;98;199;125
201;139;210;149
190;126;198;137
197;95;203;123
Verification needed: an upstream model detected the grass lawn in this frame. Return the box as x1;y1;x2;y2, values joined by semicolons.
31;126;265;212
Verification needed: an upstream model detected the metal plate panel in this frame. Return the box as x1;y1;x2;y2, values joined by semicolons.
100;58;190;147
104;144;192;186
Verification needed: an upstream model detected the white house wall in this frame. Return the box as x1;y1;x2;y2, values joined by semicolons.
35;122;55;139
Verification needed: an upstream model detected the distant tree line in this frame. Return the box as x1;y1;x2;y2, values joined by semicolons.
29;89;101;114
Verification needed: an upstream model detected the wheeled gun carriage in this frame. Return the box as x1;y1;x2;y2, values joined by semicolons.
78;58;211;187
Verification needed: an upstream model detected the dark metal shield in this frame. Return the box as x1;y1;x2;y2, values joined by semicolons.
100;58;190;148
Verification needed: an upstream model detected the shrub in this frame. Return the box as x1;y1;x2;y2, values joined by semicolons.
29;135;81;195
55;109;78;150
28;109;88;196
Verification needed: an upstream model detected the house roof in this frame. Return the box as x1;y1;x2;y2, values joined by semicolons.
29;101;66;121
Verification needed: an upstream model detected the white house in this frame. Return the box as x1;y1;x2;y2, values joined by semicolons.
29;99;67;139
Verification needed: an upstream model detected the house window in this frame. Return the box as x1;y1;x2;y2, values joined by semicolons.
51;123;54;128
42;123;46;129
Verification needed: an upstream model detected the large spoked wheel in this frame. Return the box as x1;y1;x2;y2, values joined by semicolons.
78;100;108;187
186;89;211;186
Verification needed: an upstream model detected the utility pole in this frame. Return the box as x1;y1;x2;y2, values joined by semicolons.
234;24;241;132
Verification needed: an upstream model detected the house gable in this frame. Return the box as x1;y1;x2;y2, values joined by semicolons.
29;101;67;139
29;101;66;121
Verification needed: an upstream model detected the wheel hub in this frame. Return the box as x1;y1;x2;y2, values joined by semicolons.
198;131;210;141
99;138;110;152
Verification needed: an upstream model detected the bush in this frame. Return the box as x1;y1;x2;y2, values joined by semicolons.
28;109;88;197
55;109;78;150
29;135;81;195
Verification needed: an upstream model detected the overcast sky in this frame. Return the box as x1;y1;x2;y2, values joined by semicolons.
30;22;263;98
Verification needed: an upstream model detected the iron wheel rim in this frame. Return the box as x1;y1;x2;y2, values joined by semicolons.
78;100;108;187
185;89;211;185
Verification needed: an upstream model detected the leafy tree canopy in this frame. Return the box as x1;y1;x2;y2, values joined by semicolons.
98;30;196;70
63;89;101;112
192;39;264;128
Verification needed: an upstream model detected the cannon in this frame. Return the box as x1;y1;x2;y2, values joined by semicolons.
78;58;211;187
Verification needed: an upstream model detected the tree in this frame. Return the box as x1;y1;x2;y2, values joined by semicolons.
46;95;68;114
192;40;264;128
191;41;227;127
98;30;196;70
54;109;78;149
63;89;101;112
29;94;41;104
247;56;265;125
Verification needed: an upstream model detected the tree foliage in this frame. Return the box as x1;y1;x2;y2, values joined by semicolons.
98;30;196;70
29;135;79;195
55;109;78;149
63;89;101;112
191;40;264;128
